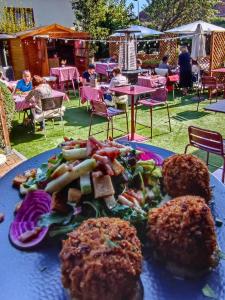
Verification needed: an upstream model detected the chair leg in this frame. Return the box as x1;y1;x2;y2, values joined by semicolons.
111;117;114;139
150;107;153;139
197;100;200;111
71;80;76;96
166;103;171;132
184;144;190;154
43;119;46;139
61;116;65;134
125;111;129;135
222;157;225;183
88;114;93;137
206;152;209;166
107;119;110;139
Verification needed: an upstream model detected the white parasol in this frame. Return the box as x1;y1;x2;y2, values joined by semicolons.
191;23;206;60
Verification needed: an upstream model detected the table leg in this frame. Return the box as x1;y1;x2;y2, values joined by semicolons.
130;94;135;141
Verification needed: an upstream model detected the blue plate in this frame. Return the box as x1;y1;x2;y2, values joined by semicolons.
0;144;225;300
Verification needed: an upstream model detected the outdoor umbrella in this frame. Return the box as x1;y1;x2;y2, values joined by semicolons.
111;25;163;37
191;23;206;60
165;20;225;34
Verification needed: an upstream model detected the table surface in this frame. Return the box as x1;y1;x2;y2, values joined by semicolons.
212;68;225;73
204;99;225;113
1;144;225;300
110;85;156;96
50;66;77;71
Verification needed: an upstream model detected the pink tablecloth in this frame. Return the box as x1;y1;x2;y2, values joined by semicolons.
138;75;167;88
80;86;103;104
95;63;117;76
50;66;80;82
14;90;69;112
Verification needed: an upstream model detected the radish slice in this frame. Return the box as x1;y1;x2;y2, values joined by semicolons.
9;190;51;250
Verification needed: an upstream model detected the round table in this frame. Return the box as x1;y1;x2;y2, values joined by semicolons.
1;145;225;300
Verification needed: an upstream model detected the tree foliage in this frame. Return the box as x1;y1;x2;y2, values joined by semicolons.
72;0;136;39
144;0;219;31
0;0;35;34
0;82;15;148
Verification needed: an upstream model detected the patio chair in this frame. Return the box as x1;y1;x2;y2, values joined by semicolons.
135;87;171;139
197;76;224;111
32;96;65;138
88;99;129;139
185;126;225;183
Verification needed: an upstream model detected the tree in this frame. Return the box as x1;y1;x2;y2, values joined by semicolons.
144;0;219;31
72;0;136;39
0;0;35;34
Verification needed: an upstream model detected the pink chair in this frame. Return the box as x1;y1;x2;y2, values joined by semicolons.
185;126;225;182
88;100;129;139
197;76;225;111
135;87;171;139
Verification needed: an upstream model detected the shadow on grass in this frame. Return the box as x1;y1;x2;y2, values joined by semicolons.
185;147;223;172
172;110;210;122
64;106;106;128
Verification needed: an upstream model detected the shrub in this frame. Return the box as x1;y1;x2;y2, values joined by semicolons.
0;82;15;148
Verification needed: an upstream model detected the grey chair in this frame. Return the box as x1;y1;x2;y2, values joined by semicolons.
32;96;65;137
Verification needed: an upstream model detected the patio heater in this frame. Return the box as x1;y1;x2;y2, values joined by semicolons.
116;28;141;84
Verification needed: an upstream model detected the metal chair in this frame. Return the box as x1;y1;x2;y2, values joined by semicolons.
135;87;171;139
88;99;129;139
197;76;224;111
32;96;65;138
185;125;225;183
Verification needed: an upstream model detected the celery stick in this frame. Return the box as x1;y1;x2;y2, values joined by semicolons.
45;159;96;193
62;148;87;161
80;173;92;195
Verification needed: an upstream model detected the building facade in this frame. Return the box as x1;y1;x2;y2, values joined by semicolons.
1;0;74;28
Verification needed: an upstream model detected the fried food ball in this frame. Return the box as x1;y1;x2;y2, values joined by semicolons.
147;196;217;276
60;217;142;300
162;154;211;203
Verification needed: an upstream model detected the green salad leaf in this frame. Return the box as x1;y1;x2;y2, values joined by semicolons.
202;284;217;299
38;211;73;227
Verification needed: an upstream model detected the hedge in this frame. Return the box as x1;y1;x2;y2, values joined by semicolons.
0;82;15;148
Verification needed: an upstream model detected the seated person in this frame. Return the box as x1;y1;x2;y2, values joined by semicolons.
137;59;142;70
61;59;67;67
158;56;171;71
106;68;128;109
25;75;52;131
82;64;97;85
15;70;32;93
109;67;128;89
109;53;118;63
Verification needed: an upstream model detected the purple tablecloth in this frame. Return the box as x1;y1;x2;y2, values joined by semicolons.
14;90;69;112
80;86;103;104
50;66;79;82
95;63;117;76
138;75;167;88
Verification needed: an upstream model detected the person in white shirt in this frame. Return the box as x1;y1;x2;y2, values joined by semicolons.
109;68;128;89
107;68;128;109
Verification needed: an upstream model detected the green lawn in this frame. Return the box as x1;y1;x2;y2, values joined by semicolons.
10;91;225;172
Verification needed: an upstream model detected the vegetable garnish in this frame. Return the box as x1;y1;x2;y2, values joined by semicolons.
218;250;225;260
9;190;51;249
11;137;163;244
202;284;217;299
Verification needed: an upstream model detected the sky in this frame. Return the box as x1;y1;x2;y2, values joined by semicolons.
127;0;148;14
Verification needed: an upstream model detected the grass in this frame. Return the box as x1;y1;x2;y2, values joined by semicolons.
10;91;225;172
